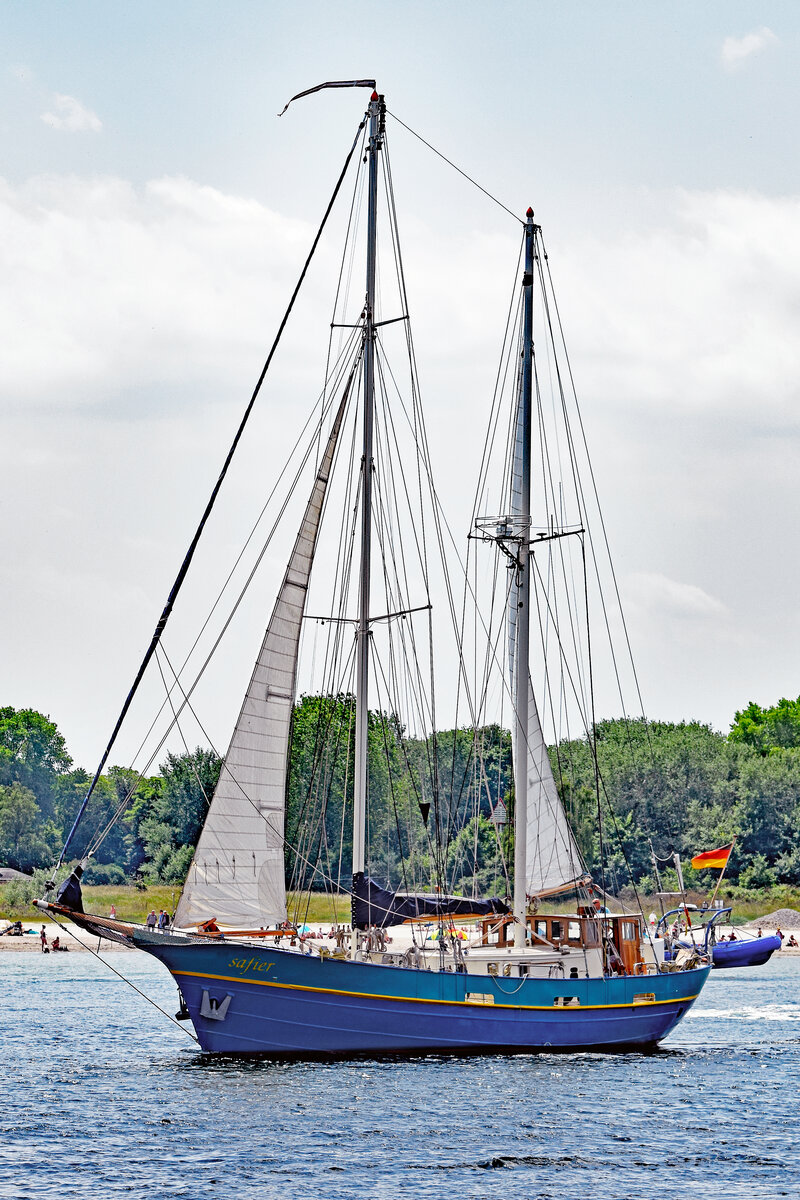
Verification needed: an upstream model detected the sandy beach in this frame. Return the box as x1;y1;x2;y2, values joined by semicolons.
3;914;800;954
0;922;138;952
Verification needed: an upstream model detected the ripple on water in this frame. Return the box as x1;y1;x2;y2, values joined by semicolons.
1;954;799;1199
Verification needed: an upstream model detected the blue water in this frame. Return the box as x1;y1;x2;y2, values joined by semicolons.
1;950;798;1199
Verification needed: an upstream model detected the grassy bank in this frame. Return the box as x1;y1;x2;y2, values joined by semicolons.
0;883;350;925
4;881;800;926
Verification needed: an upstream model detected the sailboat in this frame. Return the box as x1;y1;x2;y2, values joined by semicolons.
37;84;712;1055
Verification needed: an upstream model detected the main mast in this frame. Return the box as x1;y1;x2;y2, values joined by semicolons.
352;91;384;883
513;209;535;949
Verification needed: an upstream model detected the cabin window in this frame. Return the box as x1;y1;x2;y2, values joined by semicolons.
535;920;547;940
519;964;529;977
551;921;562;940
584;921;600;946
568;921;581;941
621;921;637;941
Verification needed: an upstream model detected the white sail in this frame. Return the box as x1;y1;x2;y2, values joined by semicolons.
508;390;586;897
175;390;348;928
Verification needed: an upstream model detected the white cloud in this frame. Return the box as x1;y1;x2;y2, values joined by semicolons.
626;572;729;622
1;169;799;755
0;173;315;410
721;27;777;71
549;188;800;429
40;93;102;133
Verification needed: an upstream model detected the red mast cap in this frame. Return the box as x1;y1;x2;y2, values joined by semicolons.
526;207;534;218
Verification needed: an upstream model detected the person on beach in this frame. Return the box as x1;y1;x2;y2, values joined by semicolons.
110;904;117;920
146;909;157;931
40;926;47;953
776;927;784;942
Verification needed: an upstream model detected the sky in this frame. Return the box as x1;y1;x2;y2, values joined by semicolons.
2;1;800;773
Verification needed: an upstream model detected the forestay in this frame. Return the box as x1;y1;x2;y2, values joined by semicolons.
174;389;349;928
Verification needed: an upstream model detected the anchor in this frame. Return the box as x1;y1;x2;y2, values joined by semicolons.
200;990;233;1021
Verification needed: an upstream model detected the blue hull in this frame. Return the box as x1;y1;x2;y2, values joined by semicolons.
711;935;781;969
141;940;710;1056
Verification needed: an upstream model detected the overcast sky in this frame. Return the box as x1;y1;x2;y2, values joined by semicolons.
2;1;799;772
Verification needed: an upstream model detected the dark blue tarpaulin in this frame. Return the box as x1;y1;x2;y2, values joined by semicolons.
351;872;509;930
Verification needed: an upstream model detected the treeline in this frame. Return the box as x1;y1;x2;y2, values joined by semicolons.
2;695;800;896
0;706;220;883
557;706;800;894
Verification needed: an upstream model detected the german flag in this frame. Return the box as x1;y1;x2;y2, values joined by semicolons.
691;842;734;870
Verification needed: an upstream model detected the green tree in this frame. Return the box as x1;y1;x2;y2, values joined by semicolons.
0;707;72;824
138;748;221;883
730;696;800;755
0;781;57;871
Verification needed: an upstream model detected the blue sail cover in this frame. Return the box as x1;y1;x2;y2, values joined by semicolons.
351;873;509;930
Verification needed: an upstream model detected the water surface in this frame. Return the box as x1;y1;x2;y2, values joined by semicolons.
2;950;797;1199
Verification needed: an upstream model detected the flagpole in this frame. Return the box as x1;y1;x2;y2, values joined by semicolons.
708;837;736;910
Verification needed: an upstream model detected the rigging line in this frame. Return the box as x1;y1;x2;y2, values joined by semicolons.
369;638;441;897
371;368;434;738
317;382;361;699
369;639;416;900
45;912;200;1044
321;121;369;463
383;133;479;808
536;250;670;850
87;644;217;859
57;117;368;869
87;362;361;860
527;544;592;883
532;266;592;719
444;566;509;877
118;332;362;791
384;148;523;741
470;238;525;521
540;237;654;753
445;251;523;751
286;642;359;895
297;688;356;897
387;109;523;227
381;141;433;601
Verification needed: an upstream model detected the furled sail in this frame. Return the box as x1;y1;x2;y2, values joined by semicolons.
174;387;349;928
508;388;587;897
352;874;509;930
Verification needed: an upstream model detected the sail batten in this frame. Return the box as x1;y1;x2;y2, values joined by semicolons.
174;387;350;929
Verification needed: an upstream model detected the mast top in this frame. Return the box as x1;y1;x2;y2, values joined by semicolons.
526;207;534;219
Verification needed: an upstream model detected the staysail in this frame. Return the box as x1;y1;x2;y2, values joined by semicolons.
508;383;587;897
174;387;350;928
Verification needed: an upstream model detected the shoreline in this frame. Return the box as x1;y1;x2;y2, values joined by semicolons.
3;921;800;955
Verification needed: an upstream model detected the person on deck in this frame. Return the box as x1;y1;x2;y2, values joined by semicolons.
146;910;157;931
158;910;170;931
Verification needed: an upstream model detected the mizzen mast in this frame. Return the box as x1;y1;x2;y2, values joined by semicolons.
513;208;535;949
